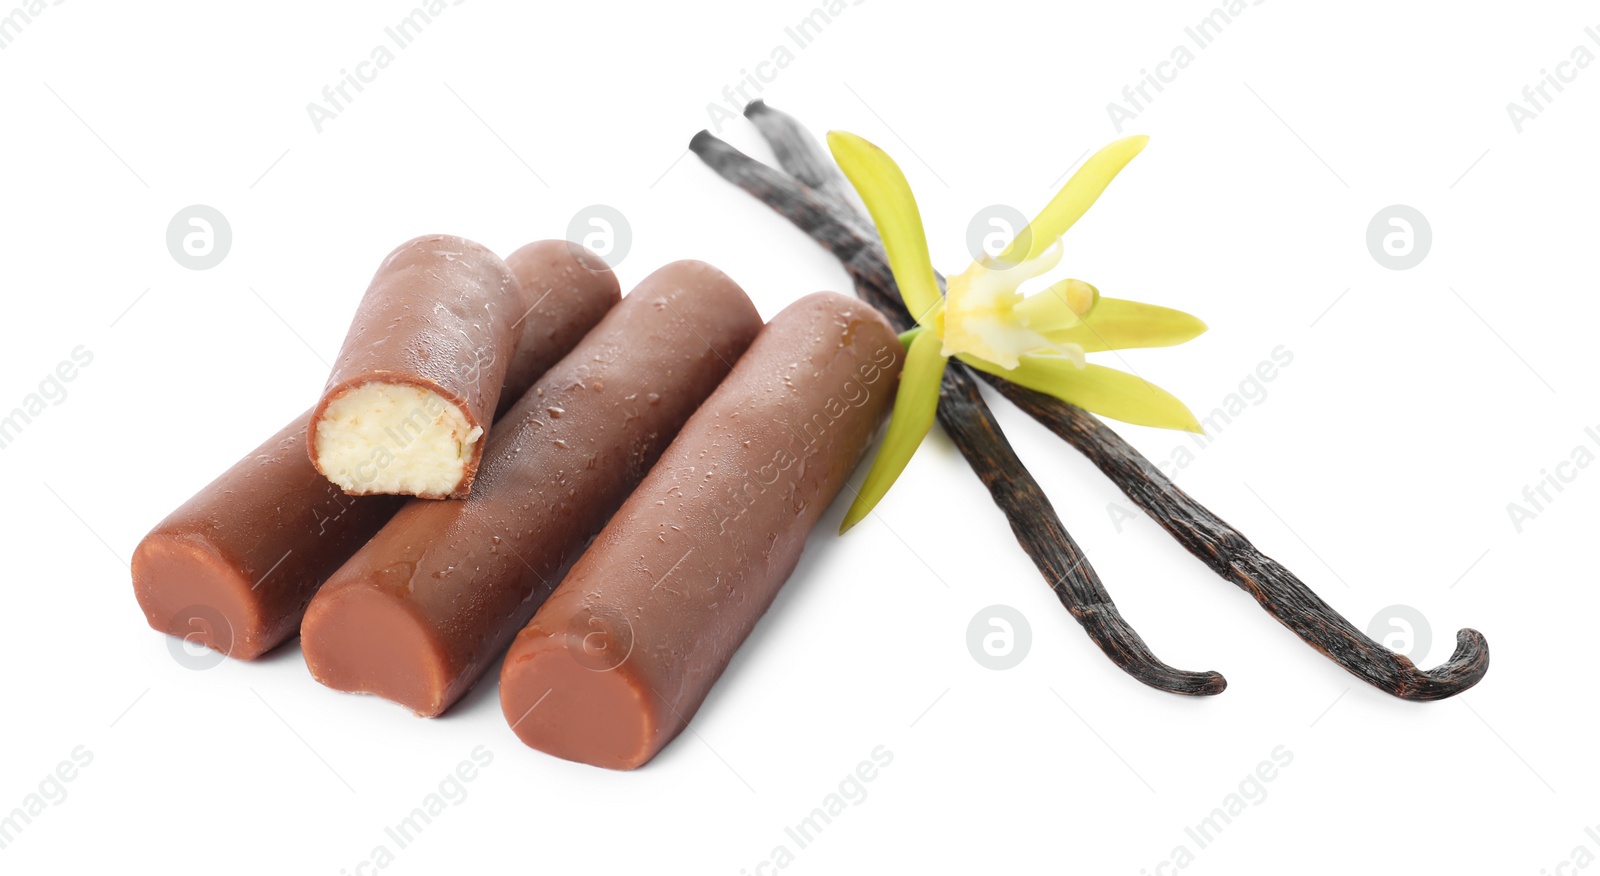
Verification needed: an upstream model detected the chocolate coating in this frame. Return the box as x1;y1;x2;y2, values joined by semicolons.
499;291;902;769
499;241;621;415
309;234;523;499
301;261;764;717
131;242;617;660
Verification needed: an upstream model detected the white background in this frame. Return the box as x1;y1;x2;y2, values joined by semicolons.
1;1;1593;873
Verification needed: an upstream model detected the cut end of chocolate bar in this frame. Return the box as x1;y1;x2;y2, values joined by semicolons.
300;582;453;717
500;624;657;771
311;380;484;499
132;533;266;660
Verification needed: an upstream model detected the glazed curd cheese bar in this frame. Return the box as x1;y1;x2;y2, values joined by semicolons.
499;291;901;769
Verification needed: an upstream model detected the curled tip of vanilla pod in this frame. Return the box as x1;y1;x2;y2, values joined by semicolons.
692;100;1487;702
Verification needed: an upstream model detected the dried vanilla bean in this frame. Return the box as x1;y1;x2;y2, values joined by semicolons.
693;125;1226;696
691;102;1489;700
979;377;1489;700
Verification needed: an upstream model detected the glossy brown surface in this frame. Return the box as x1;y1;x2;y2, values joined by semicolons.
301;261;763;717
499;240;621;416
130;242;617;660
308;234;523;499
499;291;901;769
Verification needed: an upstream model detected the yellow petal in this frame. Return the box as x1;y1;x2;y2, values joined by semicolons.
960;355;1201;432
1049;297;1207;353
841;330;948;532
999;135;1149;265
827;131;945;325
1012;279;1099;335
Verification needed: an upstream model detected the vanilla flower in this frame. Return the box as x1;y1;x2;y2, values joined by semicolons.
828;131;1207;531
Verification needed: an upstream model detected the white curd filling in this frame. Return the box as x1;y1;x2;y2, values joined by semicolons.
314;382;483;497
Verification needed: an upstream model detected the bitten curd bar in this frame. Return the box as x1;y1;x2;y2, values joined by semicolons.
309;234;523;499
